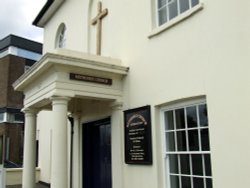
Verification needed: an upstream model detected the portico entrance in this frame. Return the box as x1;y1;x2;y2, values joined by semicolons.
83;118;112;188
13;49;128;188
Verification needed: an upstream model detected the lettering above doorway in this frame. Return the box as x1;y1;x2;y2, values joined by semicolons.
69;73;112;85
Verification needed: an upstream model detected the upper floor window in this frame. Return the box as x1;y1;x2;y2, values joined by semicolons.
162;99;212;188
56;23;66;48
157;0;199;26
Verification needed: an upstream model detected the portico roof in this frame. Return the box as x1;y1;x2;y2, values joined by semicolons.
13;49;129;108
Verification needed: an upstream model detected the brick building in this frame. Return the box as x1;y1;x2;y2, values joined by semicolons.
0;35;42;166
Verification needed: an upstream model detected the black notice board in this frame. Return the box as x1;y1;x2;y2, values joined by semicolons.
124;105;153;165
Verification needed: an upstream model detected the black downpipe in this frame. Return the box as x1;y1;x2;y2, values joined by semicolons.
68;117;74;188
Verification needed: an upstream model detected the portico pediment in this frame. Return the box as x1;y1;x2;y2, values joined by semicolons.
13;49;129;109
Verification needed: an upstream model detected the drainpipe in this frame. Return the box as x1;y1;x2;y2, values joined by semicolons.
68;117;74;188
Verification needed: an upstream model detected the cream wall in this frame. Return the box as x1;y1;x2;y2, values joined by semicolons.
41;0;250;188
43;0;87;53
37;111;53;183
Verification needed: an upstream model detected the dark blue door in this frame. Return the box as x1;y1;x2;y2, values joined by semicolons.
83;118;112;188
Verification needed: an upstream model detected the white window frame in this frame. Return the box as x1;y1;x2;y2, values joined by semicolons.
160;98;212;188
149;0;203;38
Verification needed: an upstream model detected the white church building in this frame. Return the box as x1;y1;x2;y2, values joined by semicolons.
13;0;250;188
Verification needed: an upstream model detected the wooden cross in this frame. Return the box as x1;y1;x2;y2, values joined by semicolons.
91;1;108;55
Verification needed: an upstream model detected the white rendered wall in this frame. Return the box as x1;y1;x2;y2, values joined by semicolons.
41;0;250;188
37;111;53;183
43;0;87;53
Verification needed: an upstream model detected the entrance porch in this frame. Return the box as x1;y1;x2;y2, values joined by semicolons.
13;49;128;188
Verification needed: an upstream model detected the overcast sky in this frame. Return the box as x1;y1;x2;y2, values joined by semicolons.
0;0;46;43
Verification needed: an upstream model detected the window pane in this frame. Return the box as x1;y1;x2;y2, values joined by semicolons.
193;177;204;188
166;132;176;151
0;113;3;121
170;175;180;188
177;131;187;151
180;154;190;174
158;8;168;25
199;104;208;127
187;106;198;128
169;0;178;20
14;113;24;122
175;109;185;129
204;154;212;176
192;154;203;176
165;111;174;130
206;178;213;188
169;154;179;174
191;0;199;7
181;176;191;188
201;129;210;151
188;130;199;151
179;0;189;13
158;0;167;8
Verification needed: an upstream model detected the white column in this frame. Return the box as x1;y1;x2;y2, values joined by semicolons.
22;108;37;188
72;114;80;188
50;97;70;188
110;101;124;188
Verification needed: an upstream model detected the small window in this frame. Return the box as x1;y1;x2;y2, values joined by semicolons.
25;65;31;72
162;100;212;188
14;113;24;122
55;23;66;48
7;113;24;123
157;0;199;26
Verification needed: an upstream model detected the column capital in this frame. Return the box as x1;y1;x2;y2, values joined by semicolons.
70;112;82;119
50;96;71;105
22;108;39;115
110;101;123;111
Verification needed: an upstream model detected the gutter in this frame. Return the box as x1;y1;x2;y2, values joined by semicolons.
33;0;54;26
33;0;66;27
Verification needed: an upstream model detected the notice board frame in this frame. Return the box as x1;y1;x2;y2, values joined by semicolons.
124;105;153;165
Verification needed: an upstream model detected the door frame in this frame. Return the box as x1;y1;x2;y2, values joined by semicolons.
82;117;112;188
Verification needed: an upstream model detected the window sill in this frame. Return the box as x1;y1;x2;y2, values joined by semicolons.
148;3;204;39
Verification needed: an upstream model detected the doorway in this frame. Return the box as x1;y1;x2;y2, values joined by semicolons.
83;118;112;188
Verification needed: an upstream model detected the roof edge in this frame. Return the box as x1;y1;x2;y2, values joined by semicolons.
0;34;42;53
13;51;129;92
33;0;65;27
33;0;54;26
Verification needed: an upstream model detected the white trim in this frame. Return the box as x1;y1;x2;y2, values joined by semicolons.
13;49;128;92
0;46;41;61
149;3;204;38
160;97;206;112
